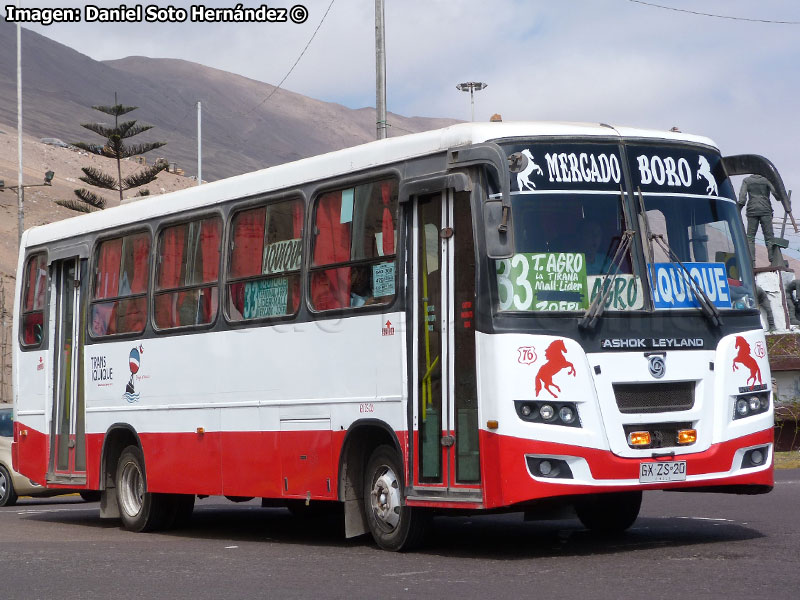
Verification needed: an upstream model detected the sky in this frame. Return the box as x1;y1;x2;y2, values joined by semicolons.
8;0;800;240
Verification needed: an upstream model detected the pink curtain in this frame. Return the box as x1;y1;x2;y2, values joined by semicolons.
199;218;221;322
381;181;395;256
156;226;185;328
312;192;350;309
131;235;150;294
24;257;37;311
94;238;122;299
231;208;265;278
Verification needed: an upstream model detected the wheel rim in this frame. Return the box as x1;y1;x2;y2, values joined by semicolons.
369;464;401;531
118;459;144;517
0;469;7;499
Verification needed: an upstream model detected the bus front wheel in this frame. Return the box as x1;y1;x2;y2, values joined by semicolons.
115;445;173;532
363;445;428;551
575;491;642;534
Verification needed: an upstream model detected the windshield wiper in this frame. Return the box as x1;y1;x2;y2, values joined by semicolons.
635;187;722;328
579;229;636;330
649;233;723;327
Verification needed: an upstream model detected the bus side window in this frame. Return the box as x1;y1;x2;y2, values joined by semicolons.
226;198;303;321
90;232;151;337
310;179;398;312
20;253;47;348
154;216;222;329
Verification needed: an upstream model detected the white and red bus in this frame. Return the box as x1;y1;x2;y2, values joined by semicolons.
12;122;780;550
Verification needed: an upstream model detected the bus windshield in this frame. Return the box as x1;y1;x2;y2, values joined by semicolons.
645;194;755;311
496;191;638;312
494;140;757;315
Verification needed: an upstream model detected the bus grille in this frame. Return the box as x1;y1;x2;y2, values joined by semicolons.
612;381;695;414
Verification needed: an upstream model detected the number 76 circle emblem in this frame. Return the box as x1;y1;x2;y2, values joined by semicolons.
518;346;537;365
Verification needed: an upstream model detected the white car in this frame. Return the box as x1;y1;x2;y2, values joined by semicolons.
0;406;98;506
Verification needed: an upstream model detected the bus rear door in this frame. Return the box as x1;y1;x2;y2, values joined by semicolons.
49;256;87;485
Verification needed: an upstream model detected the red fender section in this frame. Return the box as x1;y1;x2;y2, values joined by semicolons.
479;428;774;509
12;424;104;490
13;422;48;487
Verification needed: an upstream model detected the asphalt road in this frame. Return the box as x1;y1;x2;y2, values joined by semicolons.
1;470;799;600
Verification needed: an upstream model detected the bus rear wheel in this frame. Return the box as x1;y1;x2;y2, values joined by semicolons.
363;445;428;551
575;491;642;534
115;445;173;532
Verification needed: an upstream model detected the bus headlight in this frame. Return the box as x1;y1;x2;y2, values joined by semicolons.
736;398;749;417
514;401;581;428
539;404;555;421
733;392;770;420
559;406;576;424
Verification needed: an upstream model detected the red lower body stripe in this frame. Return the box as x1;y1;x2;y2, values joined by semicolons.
13;423;773;509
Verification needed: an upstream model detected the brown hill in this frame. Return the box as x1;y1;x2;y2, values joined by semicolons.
0;20;457;182
0;19;459;400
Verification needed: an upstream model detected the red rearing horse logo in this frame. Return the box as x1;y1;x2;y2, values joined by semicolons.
535;340;576;398
732;336;762;387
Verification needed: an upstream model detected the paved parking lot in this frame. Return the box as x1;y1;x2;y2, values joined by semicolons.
1;469;799;600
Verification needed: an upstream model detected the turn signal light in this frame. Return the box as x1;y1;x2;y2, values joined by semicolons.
628;431;651;446
677;429;697;445
487;420;499;430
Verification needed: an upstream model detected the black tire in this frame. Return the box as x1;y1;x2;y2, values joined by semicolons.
0;464;18;507
115;445;173;532
79;491;101;502
170;494;195;529
363;445;428;551
575;491;642;534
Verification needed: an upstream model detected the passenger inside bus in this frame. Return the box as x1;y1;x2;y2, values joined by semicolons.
350;267;376;307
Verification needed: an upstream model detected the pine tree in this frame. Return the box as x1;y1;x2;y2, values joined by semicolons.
57;94;167;212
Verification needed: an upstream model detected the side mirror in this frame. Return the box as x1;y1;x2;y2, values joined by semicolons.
448;143;515;259
484;200;514;259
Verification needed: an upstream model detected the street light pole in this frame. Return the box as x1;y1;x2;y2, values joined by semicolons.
456;81;487;122
375;0;387;140
17;0;24;245
197;101;202;186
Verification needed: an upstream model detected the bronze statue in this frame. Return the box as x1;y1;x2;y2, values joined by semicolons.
738;175;777;267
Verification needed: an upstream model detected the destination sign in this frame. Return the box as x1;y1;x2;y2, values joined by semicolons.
648;262;733;310
503;142;623;193
502;142;734;199
497;252;589;312
626;145;734;198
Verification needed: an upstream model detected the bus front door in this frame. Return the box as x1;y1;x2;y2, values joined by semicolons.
411;190;481;499
48;257;87;485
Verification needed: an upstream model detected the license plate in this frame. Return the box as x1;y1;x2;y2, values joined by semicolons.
639;460;687;483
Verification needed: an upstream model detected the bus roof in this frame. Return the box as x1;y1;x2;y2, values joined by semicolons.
23;121;717;248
